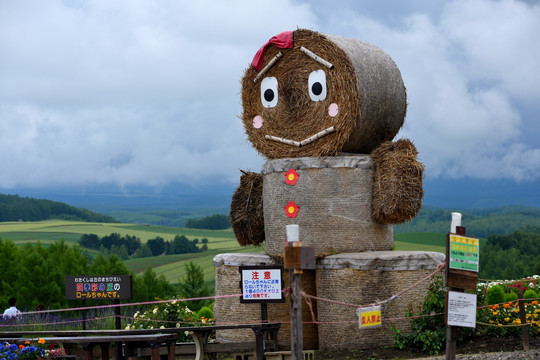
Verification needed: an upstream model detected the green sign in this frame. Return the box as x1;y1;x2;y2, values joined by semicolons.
449;235;479;272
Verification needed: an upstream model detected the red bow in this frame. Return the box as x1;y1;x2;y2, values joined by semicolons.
251;31;294;71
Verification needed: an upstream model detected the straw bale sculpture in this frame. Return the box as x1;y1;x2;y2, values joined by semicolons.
230;29;423;250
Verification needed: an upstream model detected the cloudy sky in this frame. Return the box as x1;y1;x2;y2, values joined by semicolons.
1;0;539;193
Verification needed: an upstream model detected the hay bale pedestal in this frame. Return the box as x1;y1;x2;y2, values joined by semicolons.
213;251;444;351
213;253;318;350
262;155;392;256
316;251;445;350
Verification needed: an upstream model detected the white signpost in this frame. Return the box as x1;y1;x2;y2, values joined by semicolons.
239;266;285;303
447;291;477;328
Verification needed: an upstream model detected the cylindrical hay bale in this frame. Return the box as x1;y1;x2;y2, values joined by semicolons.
213;253;319;350
268;270;318;350
241;29;406;159
316;251;445;351
371;139;424;224
262;155;393;256
213;254;270;343
230;171;265;246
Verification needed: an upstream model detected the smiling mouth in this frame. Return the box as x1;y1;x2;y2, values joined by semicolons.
264;126;335;147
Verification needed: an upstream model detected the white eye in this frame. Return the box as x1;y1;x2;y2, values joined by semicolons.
261;77;278;108
308;70;327;102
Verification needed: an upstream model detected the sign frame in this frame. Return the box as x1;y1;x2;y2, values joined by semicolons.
239;265;285;304
357;305;382;329
65;275;132;300
446;291;477;328
445;230;479;290
448;234;480;272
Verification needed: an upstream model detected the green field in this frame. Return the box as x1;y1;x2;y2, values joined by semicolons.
0;220;447;284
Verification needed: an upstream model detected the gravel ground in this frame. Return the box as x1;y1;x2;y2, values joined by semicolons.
415;350;540;359
314;336;540;359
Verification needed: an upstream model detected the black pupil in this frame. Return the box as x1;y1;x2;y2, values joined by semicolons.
264;89;275;102
312;82;323;96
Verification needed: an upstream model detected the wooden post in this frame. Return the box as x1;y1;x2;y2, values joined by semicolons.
82;299;87;331
445;292;458;360
284;242;314;360
114;299;123;360
289;269;303;360
518;292;530;351
445;226;468;360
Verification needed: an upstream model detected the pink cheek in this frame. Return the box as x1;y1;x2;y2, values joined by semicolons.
328;103;339;117
253;115;263;129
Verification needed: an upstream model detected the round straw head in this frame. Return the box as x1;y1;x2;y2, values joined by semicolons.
242;29;407;158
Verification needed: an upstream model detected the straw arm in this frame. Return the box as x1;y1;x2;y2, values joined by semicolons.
230;171;265;246
371;139;424;224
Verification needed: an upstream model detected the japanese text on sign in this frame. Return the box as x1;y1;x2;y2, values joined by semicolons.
447;291;477;328
449;234;479;272
65;275;132;300
239;266;284;303
357;305;382;329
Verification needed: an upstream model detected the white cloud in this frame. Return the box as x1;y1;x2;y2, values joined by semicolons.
0;0;539;190
0;0;317;188
442;0;540;101
320;0;540;181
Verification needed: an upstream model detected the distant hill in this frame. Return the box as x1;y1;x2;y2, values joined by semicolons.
0;194;117;223
395;205;540;238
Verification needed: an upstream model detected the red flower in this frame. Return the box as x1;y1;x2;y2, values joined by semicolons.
285;168;299;185
285;201;300;218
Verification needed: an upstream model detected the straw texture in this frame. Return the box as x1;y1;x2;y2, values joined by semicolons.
213;253;319;349
316;251;445;350
371;139;424;224
262;156;393;256
241;29;406;159
230;171;265;246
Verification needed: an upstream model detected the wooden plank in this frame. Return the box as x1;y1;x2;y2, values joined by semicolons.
289;269;303;360
284;246;315;270
447;269;478;290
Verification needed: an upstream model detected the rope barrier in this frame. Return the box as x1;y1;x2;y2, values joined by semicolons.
4;293;246;317
301;262;445;311
2;265;540;332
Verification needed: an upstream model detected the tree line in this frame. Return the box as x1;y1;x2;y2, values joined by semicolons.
0;238;192;312
479;225;540;280
395;205;540;238
185;214;230;230
79;233;209;260
0;194;116;223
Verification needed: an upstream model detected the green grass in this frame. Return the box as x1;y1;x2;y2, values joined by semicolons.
393;232;446;253
0;220;262;284
1;220;449;284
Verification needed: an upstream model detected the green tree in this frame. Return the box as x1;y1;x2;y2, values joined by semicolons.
177;262;211;311
89;253;130;275
132;267;175;302
134;245;153;258
0;238;20;310
168;235;199;255
79;233;100;249
16;243;63;310
147;236;166;256
185;214;230;230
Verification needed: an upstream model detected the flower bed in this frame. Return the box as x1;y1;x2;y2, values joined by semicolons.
477;276;540;337
124;299;214;342
1;339;45;360
1;338;67;360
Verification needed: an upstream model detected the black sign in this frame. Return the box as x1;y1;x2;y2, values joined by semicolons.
65;275;132;300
